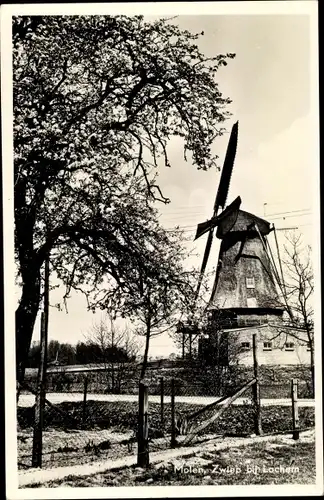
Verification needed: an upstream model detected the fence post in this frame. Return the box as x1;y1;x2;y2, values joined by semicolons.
160;377;164;431
291;379;299;440
171;378;177;448
82;376;88;426
182;331;185;359
138;381;149;467
252;334;262;435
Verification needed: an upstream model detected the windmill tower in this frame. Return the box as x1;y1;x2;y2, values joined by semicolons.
194;122;285;362
207;209;284;327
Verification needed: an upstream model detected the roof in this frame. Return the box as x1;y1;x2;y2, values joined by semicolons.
216;209;272;239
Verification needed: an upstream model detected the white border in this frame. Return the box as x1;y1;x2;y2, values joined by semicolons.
0;1;319;16
2;2;321;499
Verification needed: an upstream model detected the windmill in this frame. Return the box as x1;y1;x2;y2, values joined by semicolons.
183;121;287;360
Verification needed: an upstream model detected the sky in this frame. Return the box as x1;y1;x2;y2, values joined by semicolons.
7;5;319;359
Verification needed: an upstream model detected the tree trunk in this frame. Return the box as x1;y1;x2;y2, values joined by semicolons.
16;269;41;390
140;323;151;380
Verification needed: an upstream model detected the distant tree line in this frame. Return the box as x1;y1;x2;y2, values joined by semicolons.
26;339;136;368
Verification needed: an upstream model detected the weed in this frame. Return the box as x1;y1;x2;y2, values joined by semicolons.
57;445;78;453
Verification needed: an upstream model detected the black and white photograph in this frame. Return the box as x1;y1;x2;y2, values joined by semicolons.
2;1;321;498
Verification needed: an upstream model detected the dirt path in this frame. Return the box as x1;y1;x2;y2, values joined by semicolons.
18;429;315;487
18;393;315;408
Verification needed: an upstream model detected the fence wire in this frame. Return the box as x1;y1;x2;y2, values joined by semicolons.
17;369;314;472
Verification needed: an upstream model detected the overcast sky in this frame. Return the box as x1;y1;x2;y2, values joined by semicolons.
8;6;318;358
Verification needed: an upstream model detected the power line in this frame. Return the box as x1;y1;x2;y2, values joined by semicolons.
160;206;313;232
266;208;311;217
162;206;311;217
163;216;312;230
161;208;312;224
270;212;311;221
160;213;205;221
163;223;312;233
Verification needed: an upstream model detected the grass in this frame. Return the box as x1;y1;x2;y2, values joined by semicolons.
25;436;316;487
17;400;315;436
17;428;135;469
17;400;315;472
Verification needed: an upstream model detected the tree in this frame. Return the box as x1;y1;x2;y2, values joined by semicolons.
172;269;215;359
281;233;314;396
178;306;248;396
268;232;314;396
26;339;77;367
94;229;200;380
75;342;91;365
55;342;76;365
47;339;61;364
85;314;139;393
13;15;235;386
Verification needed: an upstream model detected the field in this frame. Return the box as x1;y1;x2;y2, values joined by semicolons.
23;430;316;487
18;362;316;487
17;399;315;473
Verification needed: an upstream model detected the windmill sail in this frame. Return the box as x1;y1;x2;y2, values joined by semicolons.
195;196;241;241
214;121;239;212
195;121;239;300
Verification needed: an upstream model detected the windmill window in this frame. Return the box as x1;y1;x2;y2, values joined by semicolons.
284;342;295;351
241;342;251;350
263;341;272;351
246;277;255;289
307;342;311;351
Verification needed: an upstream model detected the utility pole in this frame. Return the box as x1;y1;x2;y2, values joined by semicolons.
32;254;50;468
110;315;115;392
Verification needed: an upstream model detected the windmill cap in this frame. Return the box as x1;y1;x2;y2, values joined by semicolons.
216;209;272;239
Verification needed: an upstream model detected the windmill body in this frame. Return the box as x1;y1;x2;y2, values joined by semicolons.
208;209;284;328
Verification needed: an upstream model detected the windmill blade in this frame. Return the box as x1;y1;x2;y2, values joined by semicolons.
195;219;216;242
194;121;239;301
195;196;241;240
214;121;239;212
195;229;214;300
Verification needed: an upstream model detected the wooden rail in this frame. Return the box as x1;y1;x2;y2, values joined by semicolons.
183;377;256;445
186;393;230;421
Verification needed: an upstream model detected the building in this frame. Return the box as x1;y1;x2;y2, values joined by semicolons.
200;209;310;366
